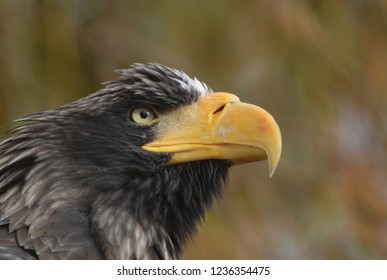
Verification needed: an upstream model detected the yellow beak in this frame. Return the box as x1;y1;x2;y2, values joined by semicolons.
142;92;282;177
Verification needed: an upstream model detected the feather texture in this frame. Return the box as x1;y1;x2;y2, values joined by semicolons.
0;63;230;259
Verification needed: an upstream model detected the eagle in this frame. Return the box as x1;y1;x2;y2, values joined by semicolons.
0;63;281;259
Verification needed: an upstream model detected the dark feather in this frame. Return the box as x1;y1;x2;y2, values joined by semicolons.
0;63;230;259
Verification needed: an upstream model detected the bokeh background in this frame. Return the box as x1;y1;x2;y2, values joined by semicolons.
1;0;387;259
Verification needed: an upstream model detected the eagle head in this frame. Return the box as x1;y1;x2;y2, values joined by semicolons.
0;63;281;259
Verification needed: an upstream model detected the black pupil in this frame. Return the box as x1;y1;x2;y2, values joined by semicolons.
140;110;150;119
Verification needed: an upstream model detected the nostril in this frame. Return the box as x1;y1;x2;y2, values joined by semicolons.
213;104;226;115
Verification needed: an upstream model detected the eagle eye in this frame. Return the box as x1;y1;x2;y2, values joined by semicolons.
130;106;158;125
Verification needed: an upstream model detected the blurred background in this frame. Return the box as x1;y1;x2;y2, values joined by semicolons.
1;0;387;259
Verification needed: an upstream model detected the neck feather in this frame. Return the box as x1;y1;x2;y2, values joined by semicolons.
90;160;230;259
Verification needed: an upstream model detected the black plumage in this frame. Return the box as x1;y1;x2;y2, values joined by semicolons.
0;63;281;259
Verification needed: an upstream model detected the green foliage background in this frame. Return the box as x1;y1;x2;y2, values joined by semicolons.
1;0;387;259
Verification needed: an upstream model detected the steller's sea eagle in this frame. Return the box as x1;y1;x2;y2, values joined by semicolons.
0;63;281;259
